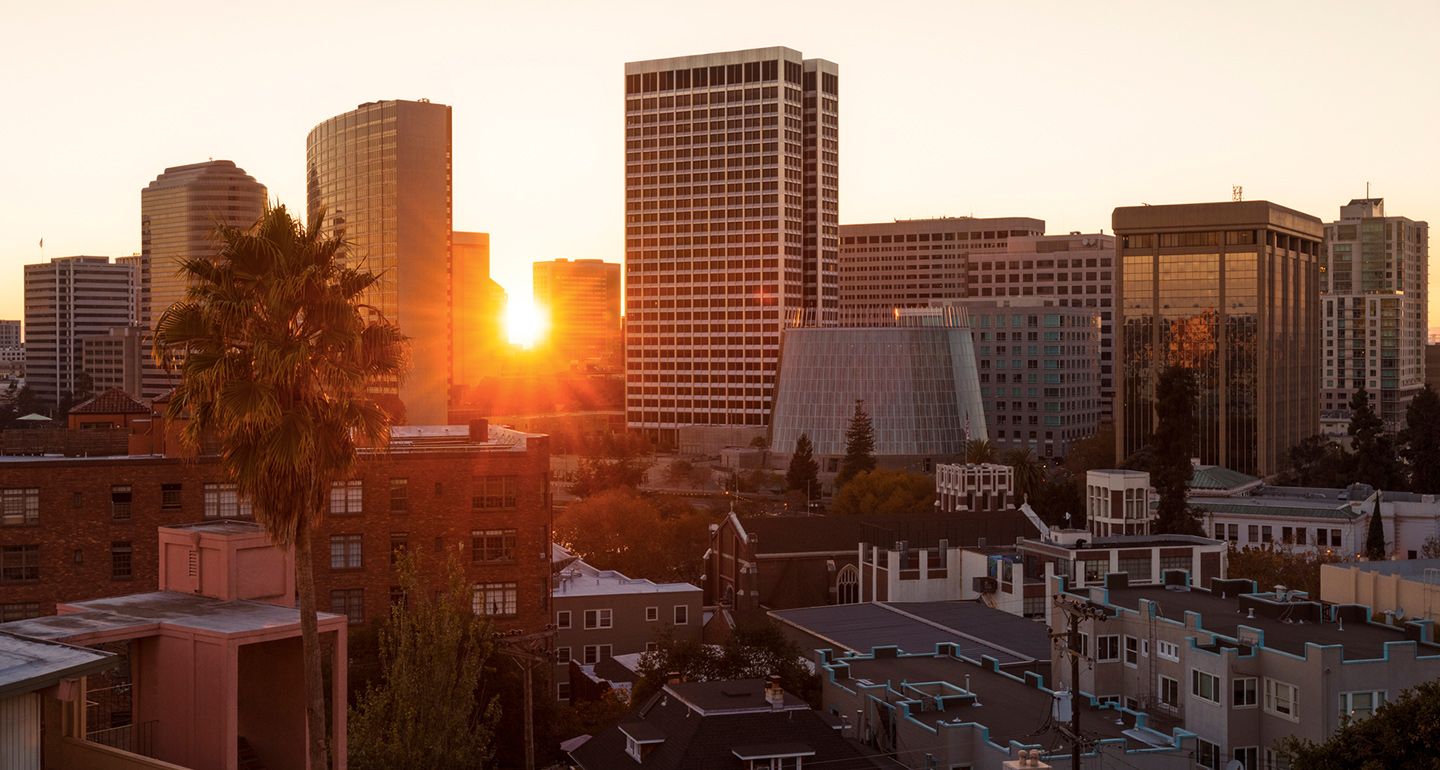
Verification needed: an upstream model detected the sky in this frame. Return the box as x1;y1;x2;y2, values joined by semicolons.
3;0;1438;328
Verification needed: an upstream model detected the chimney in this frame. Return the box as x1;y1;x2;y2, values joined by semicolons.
468;419;489;443
666;672;682;684
765;675;784;709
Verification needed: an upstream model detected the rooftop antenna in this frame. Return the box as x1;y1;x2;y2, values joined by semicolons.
1233;185;1243;202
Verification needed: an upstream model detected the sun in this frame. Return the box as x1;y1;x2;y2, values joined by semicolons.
507;298;546;348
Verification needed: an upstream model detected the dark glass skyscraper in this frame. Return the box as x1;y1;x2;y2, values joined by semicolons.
623;47;839;445
1114;201;1322;478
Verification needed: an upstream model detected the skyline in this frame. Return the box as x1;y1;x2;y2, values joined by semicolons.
4;0;1437;327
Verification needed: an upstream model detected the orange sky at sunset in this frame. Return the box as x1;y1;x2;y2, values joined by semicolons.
3;0;1437;328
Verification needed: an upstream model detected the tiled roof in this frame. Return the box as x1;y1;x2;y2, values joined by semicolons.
70;388;149;415
1191;500;1360;521
1189;465;1261;491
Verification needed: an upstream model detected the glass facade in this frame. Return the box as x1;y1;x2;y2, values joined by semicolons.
1115;203;1322;478
769;324;985;458
623;48;839;443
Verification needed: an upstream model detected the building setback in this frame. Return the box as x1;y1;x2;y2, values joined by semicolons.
307;100;454;425
22;256;138;406
534;259;622;367
1114;201;1323;478
1320;198;1428;430
623;47;839;444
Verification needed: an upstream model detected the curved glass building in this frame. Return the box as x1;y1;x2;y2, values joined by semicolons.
769;310;986;470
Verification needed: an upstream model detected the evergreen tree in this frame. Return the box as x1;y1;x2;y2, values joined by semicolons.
1001;446;1045;503
786;432;821;501
1348;386;1403;490
835;399;876;488
1364;497;1386;561
1150;365;1203;535
1401;384;1440;493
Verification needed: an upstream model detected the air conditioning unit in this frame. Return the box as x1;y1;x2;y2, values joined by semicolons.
973;576;998;594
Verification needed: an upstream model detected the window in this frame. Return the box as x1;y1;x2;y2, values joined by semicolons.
330;480;363;514
1096;635;1120;662
674;605;689;625
111;541;132;579
107;485;132;521
1158;675;1179;711
556;646;571;663
1196;738;1221;769
584;609;613;629
557;610;572;629
204;483;252;518
1234;677;1258;707
330;534;363;569
161;483;182;509
557;682;571;701
390;533;407;565
2;488;39;526
1192;670;1220;703
1124;635;1139;667
1156;640;1179;661
1264;678;1299;721
1232;747;1258;770
471;529;516;563
1;545;39;582
473;582;517;616
330;588;364;624
73;492;82;508
389;478;408;512
1264;748;1292;769
473;475;518;510
1339;690;1385;721
583;644;613;665
1;602;40;622
645;606;659;622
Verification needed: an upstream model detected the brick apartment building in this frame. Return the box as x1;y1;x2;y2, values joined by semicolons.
0;389;553;635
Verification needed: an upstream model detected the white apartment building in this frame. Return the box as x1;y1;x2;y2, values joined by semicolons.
623;47;839;444
1321;198;1428;430
23;257;138;405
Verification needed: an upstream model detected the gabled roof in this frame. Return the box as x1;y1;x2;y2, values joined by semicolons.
570;679;880;770
70;388;149;415
1189;465;1260;491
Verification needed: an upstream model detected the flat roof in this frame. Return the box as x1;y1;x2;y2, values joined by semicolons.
551;545;700;597
0;631;118;700
1101;585;1436;661
771;601;1044;666
0;591;341;640
1326;558;1440;578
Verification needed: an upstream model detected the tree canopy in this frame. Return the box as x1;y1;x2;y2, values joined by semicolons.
786;432;821;501
634;621;819;707
1001;446;1044;503
569;431;652;497
835;399;876;487
1150;365;1203;535
1276;678;1440;769
1349;387;1405;490
964;437;996;465
828;469;936;516
1402;384;1440;494
553;488;715;584
1364;498;1387;561
1225;545;1350;599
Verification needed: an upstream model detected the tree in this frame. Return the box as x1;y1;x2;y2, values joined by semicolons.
786;432;820;501
1364;498;1387;561
666;459;694;489
1062;425;1115;476
349;552;499;769
835;399;876;487
1402;384;1440;493
1150;365;1203;535
154;204;407;769
1287;435;1352;488
1028;476;1085;528
963;437;996;465
828;469;936;516
1420;534;1440;559
553;488;715;584
634;621;820;707
569;431;652;497
1226;545;1350;599
1001;447;1045;503
1349;387;1404;490
1276;679;1440;769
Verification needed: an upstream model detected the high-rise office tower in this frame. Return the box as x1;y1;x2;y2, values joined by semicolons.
0;319;21;379
307;100;453;425
534;259;621;367
452;231;500;388
1320;199;1428;430
141;161;267;397
23;257;139;405
1114;201;1323;478
624;47;839;444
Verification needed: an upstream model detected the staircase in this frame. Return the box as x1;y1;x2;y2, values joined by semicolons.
237;738;266;770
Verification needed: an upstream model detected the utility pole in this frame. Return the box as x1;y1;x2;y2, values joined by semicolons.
1054;596;1109;770
496;629;555;770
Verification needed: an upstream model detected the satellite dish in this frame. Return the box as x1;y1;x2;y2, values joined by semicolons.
1226;761;1245;770
1395;607;1407;621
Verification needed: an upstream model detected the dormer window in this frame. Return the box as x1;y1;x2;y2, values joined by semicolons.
619;723;665;762
733;745;815;769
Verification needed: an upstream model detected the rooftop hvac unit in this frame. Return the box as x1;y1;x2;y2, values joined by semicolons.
972;576;998;594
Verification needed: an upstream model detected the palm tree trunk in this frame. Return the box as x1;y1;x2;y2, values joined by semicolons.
294;524;329;769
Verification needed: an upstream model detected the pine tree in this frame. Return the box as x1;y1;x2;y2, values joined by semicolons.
786;433;821;501
1150;365;1203;535
1364;498;1386;561
1402;384;1440;493
1349;387;1403;490
835;399;876;488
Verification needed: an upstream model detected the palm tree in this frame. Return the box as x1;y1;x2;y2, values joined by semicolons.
964;438;996;464
154;204;407;769
1001;446;1045;503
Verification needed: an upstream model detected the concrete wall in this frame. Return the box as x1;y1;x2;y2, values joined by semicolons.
1321;563;1440;623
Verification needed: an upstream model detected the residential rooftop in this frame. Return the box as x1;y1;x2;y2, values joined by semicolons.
771;601;1048;667
551;545;700;597
0;631;118;701
0;591;342;640
1325;558;1440;579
